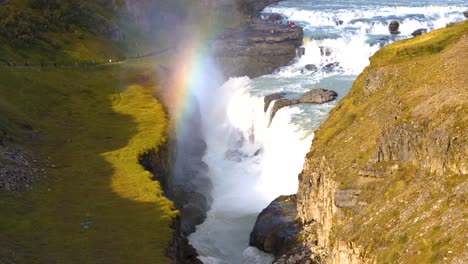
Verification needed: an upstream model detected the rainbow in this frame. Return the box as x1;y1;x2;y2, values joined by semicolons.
164;23;223;125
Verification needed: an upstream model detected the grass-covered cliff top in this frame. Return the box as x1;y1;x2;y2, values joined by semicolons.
0;59;178;263
0;0;247;65
308;21;467;263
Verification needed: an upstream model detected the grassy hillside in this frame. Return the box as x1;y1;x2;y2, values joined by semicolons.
0;0;247;66
300;21;467;263
0;58;179;263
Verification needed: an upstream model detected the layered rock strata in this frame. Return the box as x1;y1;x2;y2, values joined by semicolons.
213;18;303;78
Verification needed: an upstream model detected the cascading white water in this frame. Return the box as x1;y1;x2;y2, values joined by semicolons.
189;1;467;263
189;77;313;264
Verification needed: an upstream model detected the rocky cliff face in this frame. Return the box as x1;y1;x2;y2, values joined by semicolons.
276;22;468;263
140;141;203;264
213;18;303;78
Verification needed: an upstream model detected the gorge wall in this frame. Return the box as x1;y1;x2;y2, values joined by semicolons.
277;22;467;263
213;19;303;78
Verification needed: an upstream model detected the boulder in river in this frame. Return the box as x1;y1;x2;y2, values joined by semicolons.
305;64;318;71
299;88;338;104
249;195;301;257
323;62;340;73
388;21;400;34
266;89;338;125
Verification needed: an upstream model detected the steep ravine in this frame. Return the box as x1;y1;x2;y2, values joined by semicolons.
140;139;203;264
142;3;304;262
272;22;467;263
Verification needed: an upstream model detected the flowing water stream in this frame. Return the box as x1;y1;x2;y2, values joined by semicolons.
188;1;467;263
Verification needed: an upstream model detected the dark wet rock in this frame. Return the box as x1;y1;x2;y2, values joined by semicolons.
322;62;340;73
264;92;287;112
166;216;203;264
250;195;301;257
305;64;318;71
178;191;210;235
412;28;427;37
297;47;306;58
332;16;344;26
320;46;333;56
299;89;338;104
464;11;468;18
214;18;303;78
389;21;400;34
139;101;210;260
270;98;300;123
254;148;262;156
267;89;337;125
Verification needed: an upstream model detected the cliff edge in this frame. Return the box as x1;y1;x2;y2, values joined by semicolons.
279;21;467;263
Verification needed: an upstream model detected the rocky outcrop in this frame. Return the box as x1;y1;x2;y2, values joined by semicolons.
213;18;303;78
266;89;338;125
0;145;36;192
166;216;203;264
300;89;338;104
305;64;318;71
388;21;400;34
250;195;302;257
139;138;205;264
268;22;468;263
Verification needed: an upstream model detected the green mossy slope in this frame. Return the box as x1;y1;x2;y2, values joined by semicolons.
0;60;177;263
300;21;467;263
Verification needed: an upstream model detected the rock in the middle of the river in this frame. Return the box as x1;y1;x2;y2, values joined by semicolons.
265;89;338;125
249;195;301;257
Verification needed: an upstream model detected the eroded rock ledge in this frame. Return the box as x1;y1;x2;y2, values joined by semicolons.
264;89;338;125
213;18;303;78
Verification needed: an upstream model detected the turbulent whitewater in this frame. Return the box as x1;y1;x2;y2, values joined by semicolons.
188;0;467;263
